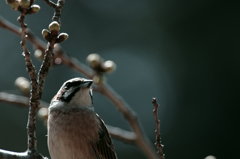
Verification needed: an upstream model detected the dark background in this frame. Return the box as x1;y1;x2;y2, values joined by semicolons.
0;0;239;158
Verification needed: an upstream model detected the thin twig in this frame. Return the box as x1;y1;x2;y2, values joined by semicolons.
42;0;57;8
0;150;27;159
106;125;136;144
0;92;48;108
152;98;164;159
43;0;65;23
0;16;46;52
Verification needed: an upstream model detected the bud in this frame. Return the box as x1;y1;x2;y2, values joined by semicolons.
38;107;48;119
15;77;30;96
103;60;116;73
48;21;60;32
19;0;30;9
5;0;20;10
34;49;44;60
93;75;105;84
56;33;69;43
204;156;216;159
29;4;40;13
86;53;102;68
42;29;50;41
38;107;48;125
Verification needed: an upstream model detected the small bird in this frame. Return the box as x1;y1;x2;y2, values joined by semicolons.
47;77;118;159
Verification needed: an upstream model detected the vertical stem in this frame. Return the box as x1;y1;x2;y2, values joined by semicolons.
18;13;39;152
37;41;54;98
152;98;164;159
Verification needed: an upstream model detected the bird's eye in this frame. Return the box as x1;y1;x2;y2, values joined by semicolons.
64;82;71;89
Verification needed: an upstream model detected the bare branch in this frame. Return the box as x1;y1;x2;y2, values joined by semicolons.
106;125;136;144
0;16;20;35
42;0;57;8
37;0;65;98
43;0;65;23
152;98;164;159
0;16;46;52
0;92;48;108
18;11;39;152
0;149;45;159
0;150;27;159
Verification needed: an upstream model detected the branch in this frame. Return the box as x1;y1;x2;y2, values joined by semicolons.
43;0;65;23
0;16;20;35
152;98;164;159
0;92;48;108
18;11;39;152
106;125;136;144
42;0;57;8
0;150;27;159
0;149;44;159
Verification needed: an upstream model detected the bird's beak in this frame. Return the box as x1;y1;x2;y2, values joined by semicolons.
81;80;93;88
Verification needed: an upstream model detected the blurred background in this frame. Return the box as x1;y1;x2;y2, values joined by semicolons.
0;0;239;158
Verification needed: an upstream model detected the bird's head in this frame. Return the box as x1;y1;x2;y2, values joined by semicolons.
51;77;93;107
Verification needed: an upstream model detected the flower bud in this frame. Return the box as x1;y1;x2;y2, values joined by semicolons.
15;77;30;96
86;53;102;68
34;49;44;60
93;75;105;84
103;60;116;73
19;0;30;9
204;156;216;159
38;107;48;119
56;33;69;43
29;4;40;13
42;29;50;41
48;21;60;32
38;107;48;125
6;0;20;10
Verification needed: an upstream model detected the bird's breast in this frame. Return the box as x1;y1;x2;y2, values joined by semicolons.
48;107;100;159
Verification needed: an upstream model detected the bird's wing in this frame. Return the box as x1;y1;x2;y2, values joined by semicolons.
92;114;118;159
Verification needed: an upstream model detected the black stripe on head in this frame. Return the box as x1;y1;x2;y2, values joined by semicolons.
60;80;82;103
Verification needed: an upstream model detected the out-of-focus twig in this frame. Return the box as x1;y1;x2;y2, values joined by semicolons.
106;125;136;144
0;92;48;108
42;0;57;8
152;98;164;159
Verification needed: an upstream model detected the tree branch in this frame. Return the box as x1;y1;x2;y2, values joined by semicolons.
152;98;164;159
0;92;48;108
18;11;39;152
0;150;27;159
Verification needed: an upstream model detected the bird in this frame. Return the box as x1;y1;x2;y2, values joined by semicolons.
47;77;118;159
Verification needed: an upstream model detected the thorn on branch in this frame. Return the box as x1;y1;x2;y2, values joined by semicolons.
152;97;165;159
